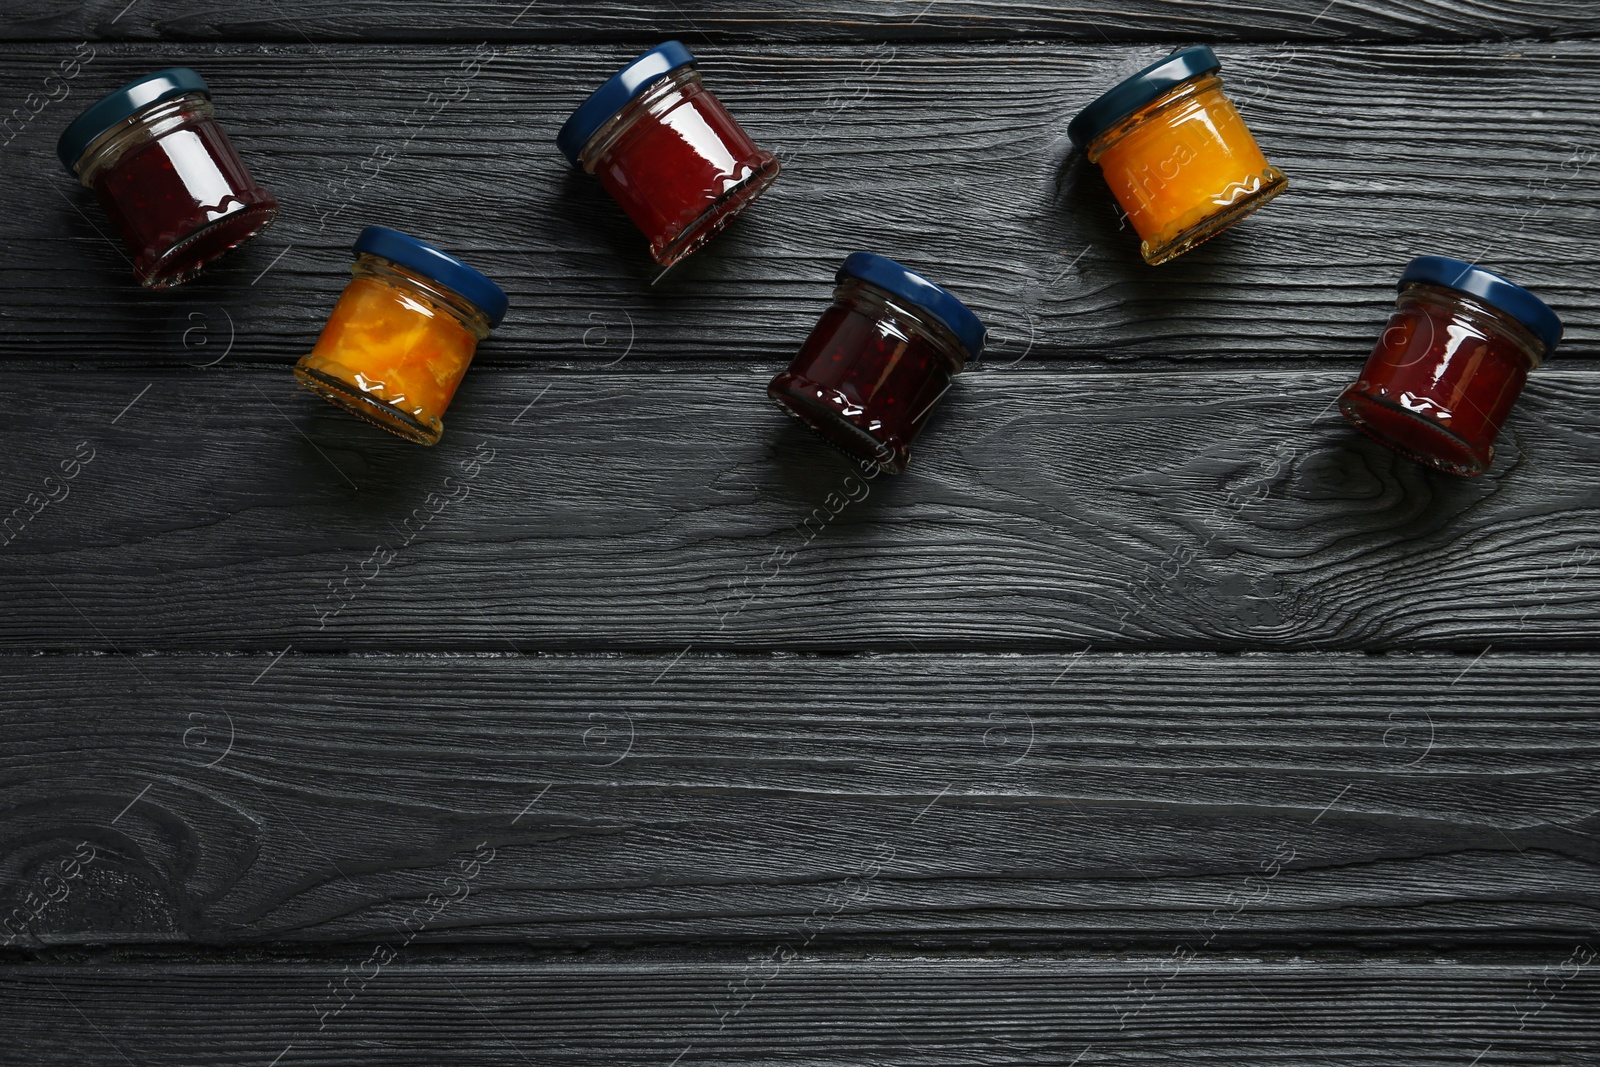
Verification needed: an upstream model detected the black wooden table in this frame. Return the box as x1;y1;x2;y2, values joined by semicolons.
3;2;1599;1063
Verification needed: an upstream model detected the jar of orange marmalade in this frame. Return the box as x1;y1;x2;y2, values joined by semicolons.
294;227;508;445
1069;46;1287;265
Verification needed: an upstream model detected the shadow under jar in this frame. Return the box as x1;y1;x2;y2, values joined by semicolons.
769;253;986;475
557;41;780;267
1068;46;1286;266
294;226;509;446
57;67;279;289
1339;256;1562;477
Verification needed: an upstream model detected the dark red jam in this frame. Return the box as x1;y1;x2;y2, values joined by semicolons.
60;70;278;289
91;114;279;288
1340;269;1556;477
769;258;983;474
590;73;778;266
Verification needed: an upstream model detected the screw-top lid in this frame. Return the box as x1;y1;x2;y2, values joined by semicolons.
354;226;509;328
556;41;696;166
1400;255;1563;355
1067;45;1222;150
57;66;211;173
838;252;986;359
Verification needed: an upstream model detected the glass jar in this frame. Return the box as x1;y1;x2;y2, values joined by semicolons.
57;67;279;289
557;41;780;267
769;252;985;474
294;226;509;446
1339;256;1561;477
1068;46;1287;266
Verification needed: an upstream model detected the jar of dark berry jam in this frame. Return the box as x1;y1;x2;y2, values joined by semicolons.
769;253;985;475
1339;256;1562;477
294;227;508;446
1068;46;1286;265
557;41;780;267
57;67;279;289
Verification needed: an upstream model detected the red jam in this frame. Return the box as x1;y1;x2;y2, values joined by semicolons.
769;254;984;474
59;69;277;289
559;43;779;267
1339;258;1560;477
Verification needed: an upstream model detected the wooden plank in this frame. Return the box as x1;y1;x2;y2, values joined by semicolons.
2;955;1595;1064
2;43;1597;364
10;0;1600;43
2;366;1598;652
2;652;1597;946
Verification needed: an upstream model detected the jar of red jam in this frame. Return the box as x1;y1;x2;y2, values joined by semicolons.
1068;46;1287;265
768;253;985;475
1339;256;1562;476
57;67;279;289
294;227;508;446
557;41;780;267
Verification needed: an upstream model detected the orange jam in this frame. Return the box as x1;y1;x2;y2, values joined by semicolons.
294;228;507;445
1070;47;1286;265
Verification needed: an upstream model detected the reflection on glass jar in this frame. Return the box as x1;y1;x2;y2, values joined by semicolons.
1068;46;1287;266
769;252;985;475
295;227;509;446
57;67;279;289
557;41;780;267
1339;256;1562;477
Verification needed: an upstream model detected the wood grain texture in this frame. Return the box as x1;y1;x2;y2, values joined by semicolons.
2;43;1597;364
2;652;1596;946
2;955;1597;1065
4;2;1600;1051
9;0;1600;43
2;366;1598;652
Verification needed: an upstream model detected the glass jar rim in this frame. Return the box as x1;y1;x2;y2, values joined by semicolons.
556;40;696;166
352;227;508;328
838;252;986;360
71;93;214;188
574;66;700;173
1068;45;1221;150
839;278;971;375
1399;256;1562;356
57;67;210;174
1398;283;1549;369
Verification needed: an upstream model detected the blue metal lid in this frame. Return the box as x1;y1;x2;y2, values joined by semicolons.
1400;255;1562;355
838;252;986;359
57;66;210;173
1067;45;1222;150
354;226;509;328
556;41;696;166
